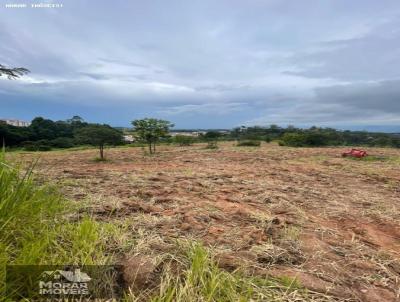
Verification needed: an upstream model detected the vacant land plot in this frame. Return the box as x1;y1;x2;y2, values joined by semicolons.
10;143;400;301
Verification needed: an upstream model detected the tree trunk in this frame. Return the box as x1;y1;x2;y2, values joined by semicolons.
153;142;156;153
99;144;104;159
148;142;153;154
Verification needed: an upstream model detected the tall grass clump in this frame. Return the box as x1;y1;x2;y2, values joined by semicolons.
205;141;218;149
0;152;112;299
0;152;64;297
0;152;64;259
126;242;329;302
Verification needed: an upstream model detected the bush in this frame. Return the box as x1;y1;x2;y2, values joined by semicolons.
203;131;222;140
280;132;329;147
23;140;52;151
280;133;307;147
174;135;195;146
37;144;52;151
50;137;75;148
205;141;218;149
304;132;329;146
237;140;261;147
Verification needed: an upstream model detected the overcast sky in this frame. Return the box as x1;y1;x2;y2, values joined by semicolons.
1;0;400;130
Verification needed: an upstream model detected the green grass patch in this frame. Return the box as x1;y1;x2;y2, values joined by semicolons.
92;157;109;162
345;155;390;162
0;152;114;299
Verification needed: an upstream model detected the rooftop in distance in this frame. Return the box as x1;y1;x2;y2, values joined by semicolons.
0;118;31;127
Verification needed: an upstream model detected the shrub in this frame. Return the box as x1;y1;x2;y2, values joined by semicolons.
205;141;218;149
37;144;52;151
237;140;261;147
23;140;52;151
280;132;329;147
50;137;75;148
303;132;329;146
174;135;195;146
280;133;307;147
203;131;222;140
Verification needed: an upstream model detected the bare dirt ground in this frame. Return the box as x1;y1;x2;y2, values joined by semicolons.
11;143;400;301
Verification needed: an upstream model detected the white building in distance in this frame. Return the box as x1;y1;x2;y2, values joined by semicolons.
123;135;135;142
169;131;206;137
0;119;31;127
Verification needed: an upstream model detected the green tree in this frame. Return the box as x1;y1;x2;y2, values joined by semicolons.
67;115;84;124
30;117;58;140
74;125;123;160
0;123;30;147
131;118;174;154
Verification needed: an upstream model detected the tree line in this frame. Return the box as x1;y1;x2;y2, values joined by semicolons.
229;125;400;148
2;118;399;155
1;64;399;154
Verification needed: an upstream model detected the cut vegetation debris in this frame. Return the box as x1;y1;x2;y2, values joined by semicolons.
4;142;400;301
0;150;336;301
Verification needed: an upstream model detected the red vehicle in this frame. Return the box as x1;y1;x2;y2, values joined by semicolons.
342;148;368;158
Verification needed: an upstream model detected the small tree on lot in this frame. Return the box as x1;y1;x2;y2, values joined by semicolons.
74;125;123;160
131;118;174;154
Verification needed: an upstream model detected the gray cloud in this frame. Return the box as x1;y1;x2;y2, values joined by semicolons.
286;19;400;81
98;58;150;69
159;102;247;116
246;79;400;127
1;0;400;129
314;80;400;113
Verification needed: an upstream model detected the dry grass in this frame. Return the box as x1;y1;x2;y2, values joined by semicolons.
8;142;400;301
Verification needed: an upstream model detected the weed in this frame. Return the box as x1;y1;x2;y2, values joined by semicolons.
237;140;261;147
93;157;108;162
283;226;301;242
205;142;218;149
